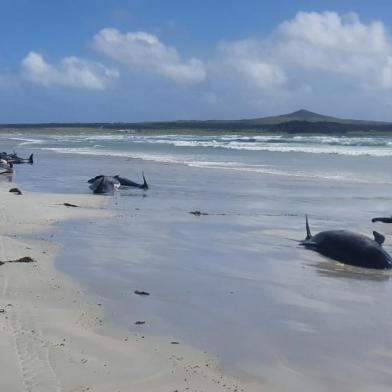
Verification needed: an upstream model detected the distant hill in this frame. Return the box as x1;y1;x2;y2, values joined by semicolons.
1;109;392;133
241;109;389;125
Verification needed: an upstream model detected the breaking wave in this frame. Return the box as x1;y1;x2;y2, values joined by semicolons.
40;147;391;184
17;133;392;156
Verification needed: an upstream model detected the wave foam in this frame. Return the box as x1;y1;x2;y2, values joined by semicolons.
41;147;391;184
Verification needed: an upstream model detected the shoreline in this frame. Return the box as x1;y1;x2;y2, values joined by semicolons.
2;142;392;391
0;182;260;392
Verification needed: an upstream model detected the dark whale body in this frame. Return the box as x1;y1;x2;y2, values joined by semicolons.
88;174;148;192
88;175;120;194
300;216;392;270
113;174;148;190
0;152;33;164
372;216;392;223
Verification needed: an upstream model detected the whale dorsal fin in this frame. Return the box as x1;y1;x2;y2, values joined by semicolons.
142;172;148;189
373;231;385;245
305;214;312;240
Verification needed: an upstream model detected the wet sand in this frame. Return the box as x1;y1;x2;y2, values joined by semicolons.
44;153;392;392
2;144;392;391
0;182;263;392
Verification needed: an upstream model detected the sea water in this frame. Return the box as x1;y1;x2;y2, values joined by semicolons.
3;130;392;391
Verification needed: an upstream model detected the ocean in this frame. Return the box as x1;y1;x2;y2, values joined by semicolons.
2;129;392;391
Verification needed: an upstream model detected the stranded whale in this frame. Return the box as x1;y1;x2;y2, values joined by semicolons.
88;175;120;194
0;152;33;164
300;216;392;270
88;174;149;192
113;174;148;190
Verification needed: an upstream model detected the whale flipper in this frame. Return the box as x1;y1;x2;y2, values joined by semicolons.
373;231;385;245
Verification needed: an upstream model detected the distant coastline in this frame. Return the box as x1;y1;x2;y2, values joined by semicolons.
1;109;392;134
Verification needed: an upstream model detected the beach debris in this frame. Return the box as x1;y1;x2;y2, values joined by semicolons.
0;257;35;265
134;290;150;296
9;187;22;195
63;202;79;207
7;256;35;263
189;210;227;216
134;321;146;325
189;210;209;216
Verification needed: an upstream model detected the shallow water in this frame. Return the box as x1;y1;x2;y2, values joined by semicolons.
3;132;392;390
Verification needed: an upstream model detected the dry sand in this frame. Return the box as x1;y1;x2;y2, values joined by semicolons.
0;183;260;392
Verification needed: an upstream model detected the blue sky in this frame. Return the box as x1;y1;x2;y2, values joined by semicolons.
2;1;392;122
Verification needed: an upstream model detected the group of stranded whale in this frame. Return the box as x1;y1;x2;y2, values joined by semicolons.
0;152;33;175
3;149;392;271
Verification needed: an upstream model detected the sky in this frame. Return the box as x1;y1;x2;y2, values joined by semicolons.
3;0;392;122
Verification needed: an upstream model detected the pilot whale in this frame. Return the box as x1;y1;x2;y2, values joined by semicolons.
88;175;120;194
0;152;33;164
113;174;148;190
88;173;148;192
300;216;392;270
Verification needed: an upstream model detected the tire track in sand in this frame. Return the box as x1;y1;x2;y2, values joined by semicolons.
0;205;62;391
10;307;62;392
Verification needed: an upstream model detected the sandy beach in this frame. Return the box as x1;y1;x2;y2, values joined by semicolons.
1;134;392;391
0;181;263;392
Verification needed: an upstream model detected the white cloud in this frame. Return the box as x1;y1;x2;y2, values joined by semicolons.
22;51;119;90
92;28;206;84
218;40;287;89
13;11;392;120
216;11;392;94
275;11;392;90
278;11;388;54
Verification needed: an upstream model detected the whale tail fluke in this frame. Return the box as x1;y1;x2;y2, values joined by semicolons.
28;154;34;164
141;172;148;190
305;214;312;240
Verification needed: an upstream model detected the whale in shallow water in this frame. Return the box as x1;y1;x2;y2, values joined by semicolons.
0;160;13;175
88;175;120;194
88;173;148;192
113;174;148;190
0;152;33;164
300;216;392;270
